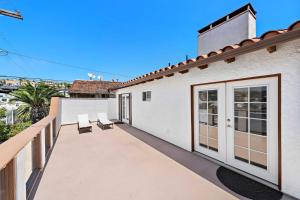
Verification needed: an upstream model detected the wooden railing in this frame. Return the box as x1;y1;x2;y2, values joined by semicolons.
0;97;61;200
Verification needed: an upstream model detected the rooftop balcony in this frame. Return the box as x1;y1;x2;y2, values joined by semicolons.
0;98;288;200
33;123;237;200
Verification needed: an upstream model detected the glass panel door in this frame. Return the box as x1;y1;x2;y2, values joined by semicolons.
193;77;278;184
194;83;226;162
122;96;125;119
122;94;130;123
233;86;268;169
226;77;278;184
126;96;130;121
199;90;219;151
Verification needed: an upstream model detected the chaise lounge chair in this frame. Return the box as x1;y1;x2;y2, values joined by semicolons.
77;114;92;132
97;113;114;129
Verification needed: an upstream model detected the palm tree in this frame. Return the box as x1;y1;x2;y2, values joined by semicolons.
10;82;62;123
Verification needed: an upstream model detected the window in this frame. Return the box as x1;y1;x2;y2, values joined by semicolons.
142;91;151;101
234;86;268;169
198;90;218;152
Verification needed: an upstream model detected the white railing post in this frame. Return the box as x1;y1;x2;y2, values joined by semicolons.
15;149;26;200
0;158;16;200
33;131;46;170
49;122;53;147
40;129;46;167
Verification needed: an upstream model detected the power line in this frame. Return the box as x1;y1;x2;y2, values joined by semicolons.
4;49;133;78
6;54;31;76
0;32;32;76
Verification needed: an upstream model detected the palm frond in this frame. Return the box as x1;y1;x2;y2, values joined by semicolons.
9;82;62;123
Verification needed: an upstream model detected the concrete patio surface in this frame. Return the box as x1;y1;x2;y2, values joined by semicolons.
33;123;237;200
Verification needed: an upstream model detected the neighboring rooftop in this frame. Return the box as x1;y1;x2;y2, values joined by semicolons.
69;80;122;95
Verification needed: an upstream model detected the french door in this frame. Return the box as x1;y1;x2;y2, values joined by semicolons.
194;83;226;162
121;94;130;124
193;77;278;184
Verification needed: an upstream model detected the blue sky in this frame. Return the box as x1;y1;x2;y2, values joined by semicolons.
0;0;299;82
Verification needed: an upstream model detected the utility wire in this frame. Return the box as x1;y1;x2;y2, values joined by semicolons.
6;54;31;76
4;49;133;78
0;32;33;76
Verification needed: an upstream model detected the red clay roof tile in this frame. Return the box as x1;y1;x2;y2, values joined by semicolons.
112;20;300;89
288;20;300;30
69;80;122;94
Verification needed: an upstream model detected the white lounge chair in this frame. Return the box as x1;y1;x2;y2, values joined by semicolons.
97;113;113;129
77;114;92;132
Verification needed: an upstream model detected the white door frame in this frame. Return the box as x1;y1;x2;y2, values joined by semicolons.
192;75;280;185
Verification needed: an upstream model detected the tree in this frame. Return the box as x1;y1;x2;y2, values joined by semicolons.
0;120;31;143
0;123;10;143
8;121;31;137
0;107;6;118
0;107;10;143
10;82;62;123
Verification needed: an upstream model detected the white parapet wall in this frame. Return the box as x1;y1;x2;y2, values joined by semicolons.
60;98;117;125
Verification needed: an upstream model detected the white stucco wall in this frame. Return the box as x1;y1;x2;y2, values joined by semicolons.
116;39;300;198
198;11;256;55
60;98;117;124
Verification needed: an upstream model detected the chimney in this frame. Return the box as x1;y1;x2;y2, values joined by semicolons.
197;3;256;56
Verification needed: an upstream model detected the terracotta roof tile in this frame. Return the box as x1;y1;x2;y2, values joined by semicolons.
114;20;300;89
187;58;196;63
239;38;261;46
261;30;288;39
207;50;222;57
178;61;186;66
289;20;300;30
221;45;240;52
69;80;122;94
196;54;208;60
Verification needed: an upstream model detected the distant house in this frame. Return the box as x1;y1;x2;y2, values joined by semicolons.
69;80;122;98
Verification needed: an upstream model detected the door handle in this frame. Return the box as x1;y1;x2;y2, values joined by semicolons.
227;118;232;128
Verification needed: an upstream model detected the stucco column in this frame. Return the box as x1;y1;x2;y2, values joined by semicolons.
33;130;46;169
15;149;26;200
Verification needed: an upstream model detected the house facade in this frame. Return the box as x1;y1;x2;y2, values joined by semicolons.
111;5;300;199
